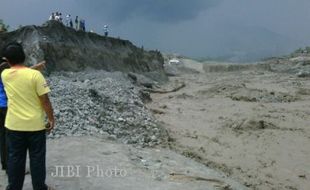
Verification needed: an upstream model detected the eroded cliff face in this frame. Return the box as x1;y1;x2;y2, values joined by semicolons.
0;21;169;146
0;21;166;81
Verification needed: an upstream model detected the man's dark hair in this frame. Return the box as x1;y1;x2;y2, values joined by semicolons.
2;42;25;65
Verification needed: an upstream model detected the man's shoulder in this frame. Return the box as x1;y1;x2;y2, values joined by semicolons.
11;68;41;80
1;68;11;77
26;69;46;81
23;68;40;74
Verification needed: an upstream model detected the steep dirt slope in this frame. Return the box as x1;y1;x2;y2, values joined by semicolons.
0;21;166;81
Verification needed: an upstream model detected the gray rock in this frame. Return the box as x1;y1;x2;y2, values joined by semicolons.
297;71;310;78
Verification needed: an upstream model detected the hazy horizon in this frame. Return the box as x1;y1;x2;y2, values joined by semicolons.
1;0;310;62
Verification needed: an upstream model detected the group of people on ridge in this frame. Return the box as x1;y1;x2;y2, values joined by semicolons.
0;42;55;190
49;12;63;23
49;12;109;36
49;12;86;32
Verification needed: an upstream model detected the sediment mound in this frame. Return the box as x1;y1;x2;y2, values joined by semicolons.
196;84;298;103
0;21;167;82
203;63;271;72
229;88;297;103
224;118;279;131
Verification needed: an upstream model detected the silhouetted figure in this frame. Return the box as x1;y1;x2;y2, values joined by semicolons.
59;13;63;23
49;13;55;20
69;18;73;28
55;12;60;21
75;16;79;30
78;19;86;31
81;19;86;31
79;20;82;31
104;25;109;37
66;14;71;26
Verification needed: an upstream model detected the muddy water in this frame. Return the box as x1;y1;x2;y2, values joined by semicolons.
148;68;310;190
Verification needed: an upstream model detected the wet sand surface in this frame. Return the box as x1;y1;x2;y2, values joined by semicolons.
0;136;247;190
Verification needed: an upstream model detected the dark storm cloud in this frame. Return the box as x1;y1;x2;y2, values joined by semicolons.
75;0;222;23
2;0;310;61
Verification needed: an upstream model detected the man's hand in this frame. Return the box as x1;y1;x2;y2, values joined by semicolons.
39;94;55;133
46;119;55;133
31;61;46;71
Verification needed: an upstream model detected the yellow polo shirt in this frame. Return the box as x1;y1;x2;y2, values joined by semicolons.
1;67;50;131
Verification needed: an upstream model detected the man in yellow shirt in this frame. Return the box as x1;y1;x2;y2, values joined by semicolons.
1;42;54;190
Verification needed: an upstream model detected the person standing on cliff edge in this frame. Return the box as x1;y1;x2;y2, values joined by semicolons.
1;42;55;190
75;16;79;30
69;17;73;28
104;24;109;37
65;14;71;27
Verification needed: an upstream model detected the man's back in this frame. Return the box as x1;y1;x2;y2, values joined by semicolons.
1;67;50;131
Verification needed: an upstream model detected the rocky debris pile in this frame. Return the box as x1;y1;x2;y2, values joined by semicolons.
47;70;167;147
267;56;310;77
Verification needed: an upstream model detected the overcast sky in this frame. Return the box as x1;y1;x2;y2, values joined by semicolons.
1;0;310;61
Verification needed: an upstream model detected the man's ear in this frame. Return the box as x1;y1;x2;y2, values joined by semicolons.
2;57;8;62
